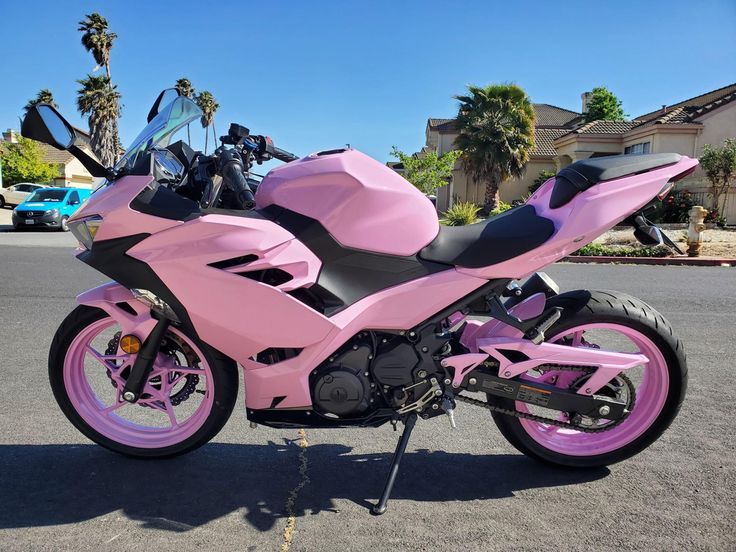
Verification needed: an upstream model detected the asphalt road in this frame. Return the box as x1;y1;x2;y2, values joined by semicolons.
0;233;734;551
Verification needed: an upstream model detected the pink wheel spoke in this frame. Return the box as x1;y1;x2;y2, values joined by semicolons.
85;345;129;368
164;400;179;428
102;400;127;416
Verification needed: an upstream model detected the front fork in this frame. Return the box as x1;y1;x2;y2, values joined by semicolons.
78;282;173;403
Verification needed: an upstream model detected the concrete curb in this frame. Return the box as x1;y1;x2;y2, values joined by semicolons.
563;255;735;267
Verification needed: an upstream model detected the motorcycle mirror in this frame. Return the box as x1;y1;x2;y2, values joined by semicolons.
147;88;181;123
21;104;112;179
21;104;74;149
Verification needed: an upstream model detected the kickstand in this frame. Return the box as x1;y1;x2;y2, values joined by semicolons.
371;412;418;515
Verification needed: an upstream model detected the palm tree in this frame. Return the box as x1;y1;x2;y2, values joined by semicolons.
175;78;196;144
196;91;219;154
24;89;58;112
454;84;536;213
175;78;196;99
77;75;121;167
78;13;117;80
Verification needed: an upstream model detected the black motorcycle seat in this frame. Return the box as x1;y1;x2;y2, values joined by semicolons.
419;205;555;268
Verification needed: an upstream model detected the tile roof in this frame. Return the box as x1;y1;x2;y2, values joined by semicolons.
38;142;75;164
563;120;639;135
428;104;582;133
533;104;583;127
427;118;459;132
532;128;569;156
636;82;736;122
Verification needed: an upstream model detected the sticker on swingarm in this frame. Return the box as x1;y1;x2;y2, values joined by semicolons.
516;384;551;407
481;379;515;396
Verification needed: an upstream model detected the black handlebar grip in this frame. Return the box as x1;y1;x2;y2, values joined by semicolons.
220;151;256;209
271;146;299;163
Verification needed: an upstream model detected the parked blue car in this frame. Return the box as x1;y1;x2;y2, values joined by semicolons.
12;187;92;231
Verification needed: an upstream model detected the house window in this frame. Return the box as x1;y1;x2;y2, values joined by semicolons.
625;142;651;155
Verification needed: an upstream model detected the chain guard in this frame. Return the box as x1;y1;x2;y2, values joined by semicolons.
457;364;636;434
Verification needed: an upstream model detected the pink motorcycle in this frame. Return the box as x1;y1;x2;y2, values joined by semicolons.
23;91;695;514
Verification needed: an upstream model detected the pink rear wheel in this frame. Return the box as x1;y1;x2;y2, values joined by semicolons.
49;305;238;458
488;291;687;468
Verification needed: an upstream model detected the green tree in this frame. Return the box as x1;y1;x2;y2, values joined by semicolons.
78;12;121;164
390;146;462;196
196;91;219;154
1;136;59;186
454;84;536;212
584;87;625;122
77;75;121;167
700;138;736;216
24;89;57;113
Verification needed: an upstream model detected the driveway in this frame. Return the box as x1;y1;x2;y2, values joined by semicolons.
0;240;734;551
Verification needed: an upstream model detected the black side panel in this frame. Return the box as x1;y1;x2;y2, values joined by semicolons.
260;206;451;314
130;185;202;221
77;234;194;331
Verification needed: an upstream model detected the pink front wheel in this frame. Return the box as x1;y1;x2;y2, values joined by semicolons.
489;290;687;468
49;306;238;458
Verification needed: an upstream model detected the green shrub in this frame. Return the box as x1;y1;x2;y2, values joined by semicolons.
490;200;512;217
652;190;693;223
571;243;672;257
528;169;556;195
441;201;481;226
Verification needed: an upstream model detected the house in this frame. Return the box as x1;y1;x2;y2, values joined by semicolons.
422;83;736;222
1;128;100;188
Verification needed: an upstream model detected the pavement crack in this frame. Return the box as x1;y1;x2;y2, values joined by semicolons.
281;428;309;552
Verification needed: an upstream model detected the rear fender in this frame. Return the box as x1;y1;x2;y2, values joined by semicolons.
77;282;158;341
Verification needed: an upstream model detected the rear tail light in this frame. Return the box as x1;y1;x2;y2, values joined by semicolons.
657;182;675;200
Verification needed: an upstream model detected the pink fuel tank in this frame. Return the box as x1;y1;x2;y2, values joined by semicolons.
256;149;440;256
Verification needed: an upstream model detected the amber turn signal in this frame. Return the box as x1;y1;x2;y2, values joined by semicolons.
120;334;142;354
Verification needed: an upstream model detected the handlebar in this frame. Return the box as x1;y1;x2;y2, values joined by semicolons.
217;149;256;210
264;141;299;163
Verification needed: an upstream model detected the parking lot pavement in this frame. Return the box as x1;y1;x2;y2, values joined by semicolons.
0;242;734;551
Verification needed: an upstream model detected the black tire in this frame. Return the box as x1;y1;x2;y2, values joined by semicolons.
60;216;70;232
489;290;687;468
0;196;5;208
49;305;239;458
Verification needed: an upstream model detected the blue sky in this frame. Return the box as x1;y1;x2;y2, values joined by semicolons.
1;0;734;165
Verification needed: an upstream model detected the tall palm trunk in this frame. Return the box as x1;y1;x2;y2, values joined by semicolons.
483;166;502;213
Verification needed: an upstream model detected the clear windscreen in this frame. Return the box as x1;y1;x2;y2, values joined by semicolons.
115;96;202;172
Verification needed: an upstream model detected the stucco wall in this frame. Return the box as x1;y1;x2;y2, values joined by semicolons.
696;103;736;154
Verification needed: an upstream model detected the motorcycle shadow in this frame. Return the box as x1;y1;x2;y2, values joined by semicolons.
0;441;608;532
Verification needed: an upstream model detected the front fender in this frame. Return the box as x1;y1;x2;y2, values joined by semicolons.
77;282;158;341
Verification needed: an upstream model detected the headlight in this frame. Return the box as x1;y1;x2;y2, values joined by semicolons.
45;208;59;216
68;215;103;249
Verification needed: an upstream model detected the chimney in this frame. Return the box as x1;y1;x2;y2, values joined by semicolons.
661;105;668;114
2;129;17;143
581;91;592;113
